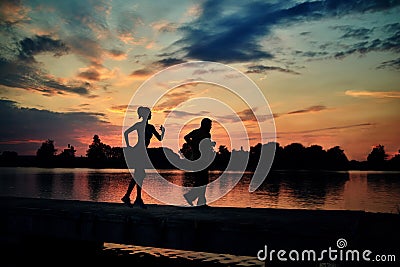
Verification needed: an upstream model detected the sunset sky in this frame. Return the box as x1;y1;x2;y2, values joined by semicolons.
0;0;399;161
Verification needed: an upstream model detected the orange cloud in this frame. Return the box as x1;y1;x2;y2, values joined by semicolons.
287;105;327;115
77;65;117;81
153;90;197;112
279;123;374;134
345;90;400;99
186;4;202;19
151;20;178;32
0;0;30;24
107;105;129;114
118;33;147;46
129;68;154;79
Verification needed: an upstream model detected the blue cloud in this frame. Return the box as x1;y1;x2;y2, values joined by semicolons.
246;64;300;75
18;35;69;60
0;57;90;95
377;57;400;70
172;0;400;63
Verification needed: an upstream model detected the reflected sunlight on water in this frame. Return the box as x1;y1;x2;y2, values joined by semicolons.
1;167;400;213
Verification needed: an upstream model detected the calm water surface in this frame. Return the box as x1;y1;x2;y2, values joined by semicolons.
2;167;399;266
1;167;399;213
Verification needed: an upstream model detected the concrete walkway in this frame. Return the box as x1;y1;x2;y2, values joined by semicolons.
1;196;399;257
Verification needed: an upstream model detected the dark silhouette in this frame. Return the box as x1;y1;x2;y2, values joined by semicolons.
121;106;165;209
86;135;114;168
1;135;399;170
367;144;388;170
305;145;326;169
36;139;57;167
147;147;180;169
87;135;111;162
247;143;263;171
390;149;400;169
325;146;349;170
56;144;77;167
36;139;57;159
182;118;215;207
211;145;231;170
247;142;350;171
85;135;126;168
282;142;306;169
0;151;18;166
59;144;76;159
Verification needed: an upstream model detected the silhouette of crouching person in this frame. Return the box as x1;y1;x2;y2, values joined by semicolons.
182;118;215;207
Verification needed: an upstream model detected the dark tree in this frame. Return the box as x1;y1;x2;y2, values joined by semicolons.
305;145;327;169
326;146;349;170
0;151;18;165
36;139;57;159
250;143;262;157
367;144;388;169
217;145;230;158
389;149;400;170
247;143;262;170
282;143;306;169
1;151;18;160
87;135;108;161
214;145;231;170
110;147;124;160
147;147;178;169
103;144;112;159
270;142;284;169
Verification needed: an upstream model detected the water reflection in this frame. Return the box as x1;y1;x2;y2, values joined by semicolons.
0;167;399;213
182;171;195;187
35;172;55;199
57;172;75;200
366;172;400;213
250;171;349;209
156;169;185;187
87;172;106;202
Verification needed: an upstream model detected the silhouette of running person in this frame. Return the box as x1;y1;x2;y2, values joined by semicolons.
183;118;215;207
122;106;165;209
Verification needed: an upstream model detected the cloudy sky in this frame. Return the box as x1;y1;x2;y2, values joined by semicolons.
0;0;399;160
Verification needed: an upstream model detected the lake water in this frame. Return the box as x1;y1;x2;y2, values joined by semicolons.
1;167;399;213
2;167;400;266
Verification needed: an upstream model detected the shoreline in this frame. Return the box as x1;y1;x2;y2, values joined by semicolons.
2;165;400;172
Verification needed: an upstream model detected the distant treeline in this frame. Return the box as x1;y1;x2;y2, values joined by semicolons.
0;135;399;171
